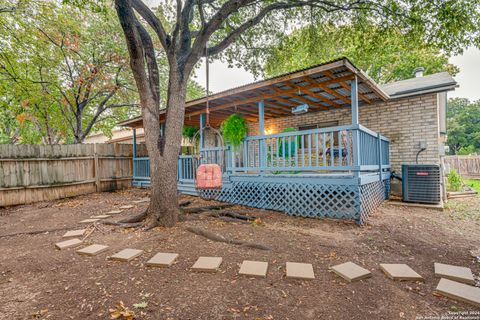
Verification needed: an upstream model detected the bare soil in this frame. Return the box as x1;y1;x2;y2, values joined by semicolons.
0;188;479;320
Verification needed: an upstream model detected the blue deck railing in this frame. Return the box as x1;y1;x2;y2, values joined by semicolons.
134;124;390;183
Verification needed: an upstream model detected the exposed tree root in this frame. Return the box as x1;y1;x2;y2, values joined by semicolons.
186;226;272;251
182;204;234;214
213;215;250;224
101;221;144;228
118;210;147;223
179;200;192;207
220;211;257;221
0;226;73;238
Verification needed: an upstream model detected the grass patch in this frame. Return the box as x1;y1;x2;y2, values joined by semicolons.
465;179;480;193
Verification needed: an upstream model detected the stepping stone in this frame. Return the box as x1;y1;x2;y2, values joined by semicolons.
62;229;86;238
435;278;480;307
434;262;475;285
107;210;123;214
109;249;144;262
146;253;179;267
286;262;315;280
79;218;100;224
380;264;423;281
55;238;83;250
77;244;109;256
119;205;134;210
239;260;268;278
330;262;371;282
191;257;222;273
90;215;111;219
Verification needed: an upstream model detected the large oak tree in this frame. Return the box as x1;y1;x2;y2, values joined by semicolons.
110;0;480;229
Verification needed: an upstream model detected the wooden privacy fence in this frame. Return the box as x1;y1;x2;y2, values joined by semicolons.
0;143;146;207
443;155;480;178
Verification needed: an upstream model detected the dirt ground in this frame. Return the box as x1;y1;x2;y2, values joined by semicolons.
0;188;479;320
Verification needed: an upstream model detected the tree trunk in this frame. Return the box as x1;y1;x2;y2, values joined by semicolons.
143;67;188;228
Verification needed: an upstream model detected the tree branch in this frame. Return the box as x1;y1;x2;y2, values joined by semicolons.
130;0;170;51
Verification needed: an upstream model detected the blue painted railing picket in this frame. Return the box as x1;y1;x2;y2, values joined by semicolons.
134;124;390;183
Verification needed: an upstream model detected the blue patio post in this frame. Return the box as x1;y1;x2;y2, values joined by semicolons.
351;76;361;175
258;100;265;173
377;133;383;181
132;128;137;181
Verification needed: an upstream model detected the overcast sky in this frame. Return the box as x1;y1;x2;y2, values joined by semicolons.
194;47;480;101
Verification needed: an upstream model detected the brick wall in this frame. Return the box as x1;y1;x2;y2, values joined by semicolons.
246;93;440;172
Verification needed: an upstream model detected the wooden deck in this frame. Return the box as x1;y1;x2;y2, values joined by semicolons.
133;124;390;224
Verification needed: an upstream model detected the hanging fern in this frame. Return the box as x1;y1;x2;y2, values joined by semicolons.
220;114;248;146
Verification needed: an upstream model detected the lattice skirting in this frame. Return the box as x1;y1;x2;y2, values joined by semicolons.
198;178;390;224
358;179;389;225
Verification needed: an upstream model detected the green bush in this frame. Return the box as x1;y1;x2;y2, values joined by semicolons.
447;169;463;191
220;114;248;146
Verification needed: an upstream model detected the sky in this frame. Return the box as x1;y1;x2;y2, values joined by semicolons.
195;47;480;101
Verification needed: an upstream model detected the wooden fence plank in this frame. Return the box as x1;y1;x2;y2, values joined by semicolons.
443;155;480;178
0;143;136;206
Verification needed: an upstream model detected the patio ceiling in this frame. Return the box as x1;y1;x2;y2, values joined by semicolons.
119;58;389;129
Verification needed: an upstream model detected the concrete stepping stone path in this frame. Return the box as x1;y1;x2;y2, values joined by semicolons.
330;262;371;282
286;262;315;280
146;253;179;267
191;257;223;273
77;244;109;256
109;249;144;262
79;218;100;224
435;278;480;307
434;262;475;285
55;238;83;250
239;260;268;278
62;229;86;238
380;264;423;281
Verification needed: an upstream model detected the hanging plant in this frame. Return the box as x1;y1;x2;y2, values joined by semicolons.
220;114;248;146
182;126;198;139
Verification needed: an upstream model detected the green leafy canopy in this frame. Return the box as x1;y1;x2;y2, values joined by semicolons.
446;98;480;155
264;21;459;83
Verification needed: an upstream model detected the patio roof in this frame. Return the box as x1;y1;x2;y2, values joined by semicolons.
119;58;389;129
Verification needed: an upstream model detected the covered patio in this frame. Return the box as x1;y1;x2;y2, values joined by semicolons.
120;58;391;224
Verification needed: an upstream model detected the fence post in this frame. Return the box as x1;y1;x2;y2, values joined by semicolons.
377;133;383;181
94;144;101;192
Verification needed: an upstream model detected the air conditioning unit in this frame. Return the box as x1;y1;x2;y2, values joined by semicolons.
402;164;441;204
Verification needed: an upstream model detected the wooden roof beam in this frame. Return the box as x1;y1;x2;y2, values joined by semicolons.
322;71;371;104
279;83;338;109
280;81;338;109
264;100;294;112
186;74;355;117
301;76;350;105
270;86;329;110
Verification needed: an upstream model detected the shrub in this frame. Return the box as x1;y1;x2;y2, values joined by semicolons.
447;169;463;191
220;114;248;146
